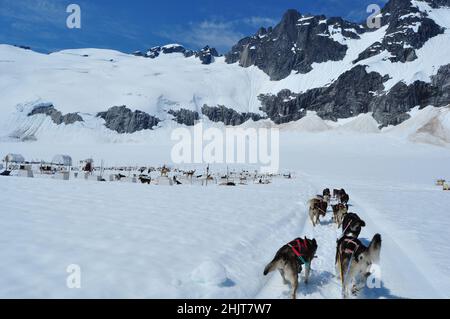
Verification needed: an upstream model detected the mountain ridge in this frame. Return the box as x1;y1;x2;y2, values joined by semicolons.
0;0;449;139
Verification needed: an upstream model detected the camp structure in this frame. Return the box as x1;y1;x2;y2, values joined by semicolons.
254;174;272;185
2;154;32;177
3;153;25;170
17;164;34;178
50;154;72;180
156;175;174;186
52;154;72;168
218;167;236;186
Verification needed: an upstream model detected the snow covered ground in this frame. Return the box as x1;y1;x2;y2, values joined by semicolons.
1;0;450;298
1;128;450;299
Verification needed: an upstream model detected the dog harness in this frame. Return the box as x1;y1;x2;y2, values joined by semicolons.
339;237;363;261
342;215;363;237
287;238;310;266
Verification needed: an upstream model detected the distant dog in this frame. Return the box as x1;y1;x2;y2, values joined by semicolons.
336;234;382;298
332;203;348;227
264;237;318;299
333;189;349;204
139;175;151;184
309;198;328;227
340;192;349;205
333;189;341;198
341;213;366;238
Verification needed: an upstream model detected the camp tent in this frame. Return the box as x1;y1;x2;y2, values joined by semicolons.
52;154;72;166
4;154;25;163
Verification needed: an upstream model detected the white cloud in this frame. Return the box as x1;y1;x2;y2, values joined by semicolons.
157;16;277;52
242;16;278;28
157;20;245;52
0;0;66;27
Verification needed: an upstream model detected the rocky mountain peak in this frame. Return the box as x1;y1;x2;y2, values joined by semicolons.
353;0;445;64
133;44;220;65
225;9;367;80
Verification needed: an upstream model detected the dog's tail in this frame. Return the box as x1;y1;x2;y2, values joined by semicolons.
263;257;279;276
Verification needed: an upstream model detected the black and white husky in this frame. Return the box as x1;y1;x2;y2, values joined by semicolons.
335;234;382;298
263;237;318;299
341;213;366;238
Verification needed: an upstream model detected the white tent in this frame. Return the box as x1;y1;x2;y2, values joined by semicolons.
5;154;25;163
52;154;72;166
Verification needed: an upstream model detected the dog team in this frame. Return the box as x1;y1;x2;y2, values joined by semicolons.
264;188;382;299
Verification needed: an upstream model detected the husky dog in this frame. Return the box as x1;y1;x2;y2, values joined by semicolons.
341;213;366;238
332;203;348;227
333;189;341;198
309;198;328;227
333;189;349;203
139;175;152;184
264;237;318;299
322;189;331;203
340;192;349;205
336;234;382;298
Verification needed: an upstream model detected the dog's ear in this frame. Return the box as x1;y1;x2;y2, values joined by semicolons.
368;234;382;263
312;238;317;247
360;220;366;227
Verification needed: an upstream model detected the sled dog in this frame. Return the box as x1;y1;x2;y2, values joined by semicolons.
336;234;382;298
341;213;365;238
332;203;348;227
264;237;318;299
309;198;327;227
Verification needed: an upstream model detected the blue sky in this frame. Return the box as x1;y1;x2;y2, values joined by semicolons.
0;0;388;53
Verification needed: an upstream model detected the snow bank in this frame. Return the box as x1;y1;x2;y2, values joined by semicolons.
191;261;229;286
280;113;330;132
336;113;380;133
384;106;450;146
412;108;450;145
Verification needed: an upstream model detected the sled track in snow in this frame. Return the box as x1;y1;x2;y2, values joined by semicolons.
256;183;343;299
256;180;445;299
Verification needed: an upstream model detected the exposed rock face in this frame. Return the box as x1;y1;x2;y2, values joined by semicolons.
354;0;444;64
259;64;450;127
431;63;450;106
168;109;200;126
97;106;160;133
259;66;387;123
370;81;437;126
201;105;265;126
367;64;450;126
225;1;446;78
140;44;220;65
225;9;365;80
195;46;220;65
28;105;83;125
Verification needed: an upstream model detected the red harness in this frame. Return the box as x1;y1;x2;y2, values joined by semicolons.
340;238;360;256
288;238;310;260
